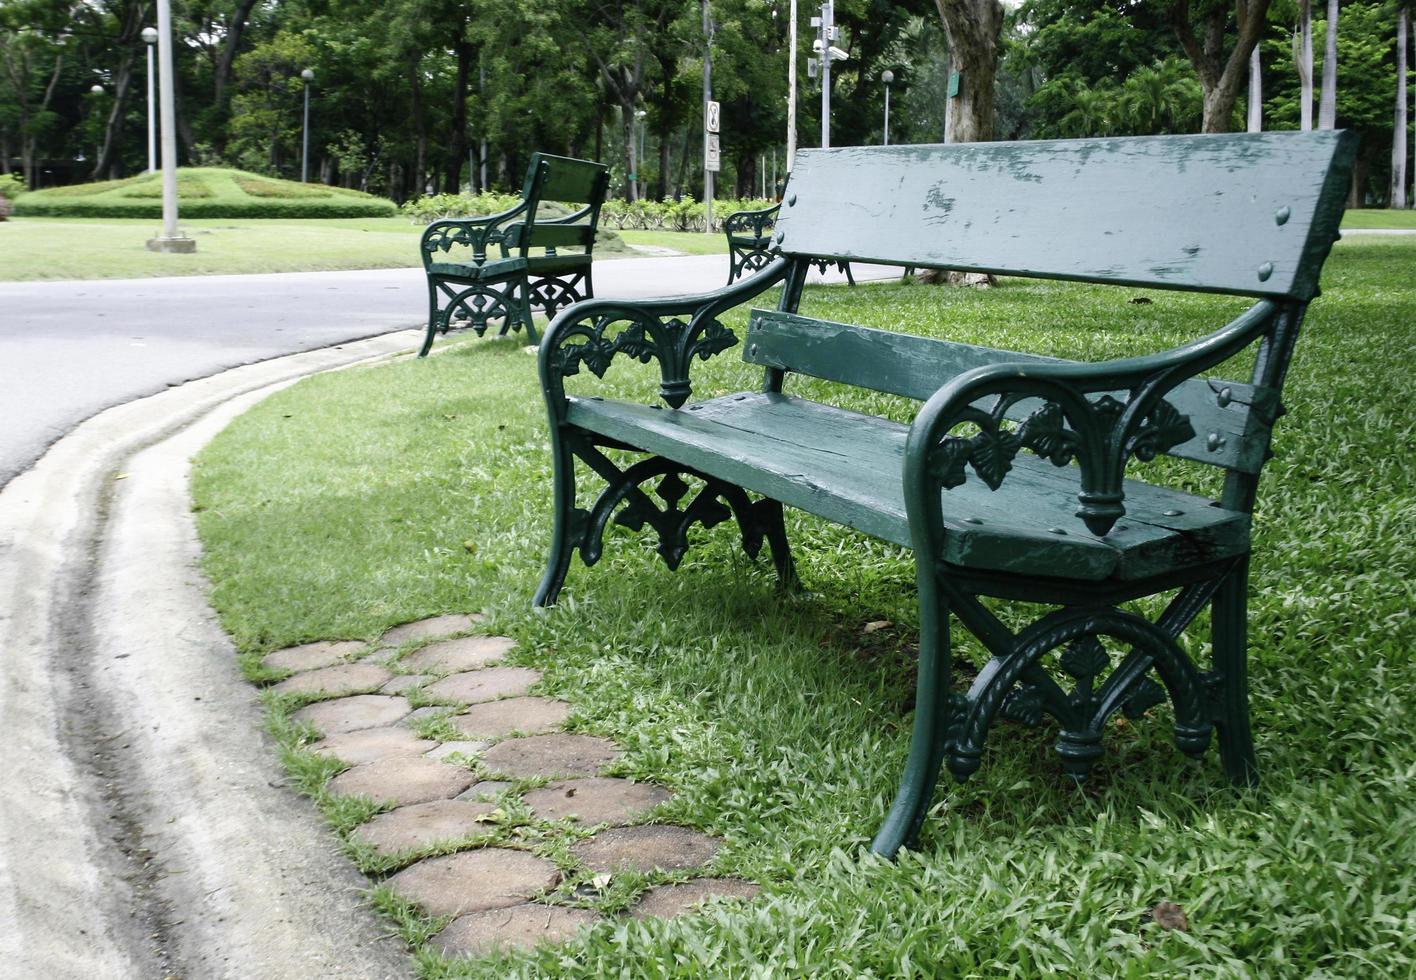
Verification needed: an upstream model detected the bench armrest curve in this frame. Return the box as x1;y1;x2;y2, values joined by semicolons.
903;299;1278;539
539;257;791;412
419;202;530;267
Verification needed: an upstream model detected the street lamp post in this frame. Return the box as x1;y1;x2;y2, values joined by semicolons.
146;0;194;251
142;27;157;172
300;68;314;183
87;85;103;171
810;1;848;149
882;69;894;146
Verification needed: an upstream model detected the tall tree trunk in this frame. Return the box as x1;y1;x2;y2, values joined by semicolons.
1318;0;1338;129
934;0;1003;143
410;58;427;195
1298;0;1314;129
92;51;135;179
1394;8;1409;209
214;0;258;106
620;101;638;201
1247;45;1262;131
446;41;472;192
1171;0;1273;133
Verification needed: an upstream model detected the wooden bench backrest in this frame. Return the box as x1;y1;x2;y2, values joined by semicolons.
776;132;1355;300
518;152;609;252
744;311;1276;473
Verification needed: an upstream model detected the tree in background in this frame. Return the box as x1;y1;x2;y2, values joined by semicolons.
1169;0;1273;132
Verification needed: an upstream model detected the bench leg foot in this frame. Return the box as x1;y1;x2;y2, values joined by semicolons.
420;281;442;357
872;574;951;859
756;500;798;592
533;438;578;608
1212;557;1258;785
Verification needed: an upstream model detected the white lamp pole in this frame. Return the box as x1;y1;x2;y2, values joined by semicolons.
787;0;797;173
142;27;157;172
882;69;894;145
301;68;314;183
147;0;193;251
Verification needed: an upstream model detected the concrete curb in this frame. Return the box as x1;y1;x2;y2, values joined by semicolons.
0;329;422;978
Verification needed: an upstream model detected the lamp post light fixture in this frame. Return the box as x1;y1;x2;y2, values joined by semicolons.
882;69;894;146
146;0;194;252
300;68;314;183
141;27;158;172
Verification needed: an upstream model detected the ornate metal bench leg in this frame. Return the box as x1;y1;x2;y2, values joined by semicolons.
872;571;952;858
755;499;799;592
842;262;856;287
420;280;443;357
518;277;539;344
533;437;579;608
1212;556;1258;784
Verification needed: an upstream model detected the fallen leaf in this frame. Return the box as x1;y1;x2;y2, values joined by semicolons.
863;620;893;634
1151;901;1189;931
590;873;612;890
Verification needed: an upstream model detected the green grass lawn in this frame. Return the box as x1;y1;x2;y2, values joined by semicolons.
1341;208;1416;229
0;216;725;281
192;238;1415;977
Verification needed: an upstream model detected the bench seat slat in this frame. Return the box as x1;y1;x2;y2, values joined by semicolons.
745;310;1276;473
565;392;1249;582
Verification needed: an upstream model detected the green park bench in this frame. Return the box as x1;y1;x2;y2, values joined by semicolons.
532;132;1356;857
724;201;854;286
419;153;609;356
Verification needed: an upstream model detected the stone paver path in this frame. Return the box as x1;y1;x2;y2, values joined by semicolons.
423;666;542;706
433;905;601;957
481;733;620;779
328;756;475;806
524;778;670;826
258;614;760;963
293;694;411;734
271;662;392;697
388;848;560;918
572;825;722;874
450;697;571;739
353;799;498;856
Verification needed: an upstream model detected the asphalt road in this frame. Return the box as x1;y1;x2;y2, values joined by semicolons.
0;253;885;488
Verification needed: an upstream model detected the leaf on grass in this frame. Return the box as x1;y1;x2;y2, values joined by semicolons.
863;620;892;634
590;873;612;890
1150;901;1189;931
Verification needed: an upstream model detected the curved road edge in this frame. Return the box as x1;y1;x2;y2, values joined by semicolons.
0;329;423;978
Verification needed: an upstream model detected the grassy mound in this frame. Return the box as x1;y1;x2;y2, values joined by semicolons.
12;167;397;219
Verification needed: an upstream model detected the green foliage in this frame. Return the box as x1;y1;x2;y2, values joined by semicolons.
192;240;1416;976
0;172;26;199
12;167;397;218
399;192;527;223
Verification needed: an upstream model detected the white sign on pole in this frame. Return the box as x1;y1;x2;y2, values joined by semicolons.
706;100;721;133
706;133;721;172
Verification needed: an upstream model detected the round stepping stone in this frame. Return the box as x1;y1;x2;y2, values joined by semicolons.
449;697;571;740
379;614;482;647
632;878;761;919
458;781;513;801
432;904;599;957
293;695;410;735
424;740;490;762
387;848;560;918
309;727;436;765
571;826;721;874
423;667;542;706
380;673;433;695
261;639;365;673
481;734;620;779
352;799;500;856
524;778;671;826
327;756;474;805
271;662;392;698
402;636;516;674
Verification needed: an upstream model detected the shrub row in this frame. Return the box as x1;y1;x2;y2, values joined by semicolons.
400;192;776;233
10;167;399;219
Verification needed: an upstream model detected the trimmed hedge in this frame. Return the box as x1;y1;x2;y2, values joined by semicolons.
12;167;397;218
399;192;777;233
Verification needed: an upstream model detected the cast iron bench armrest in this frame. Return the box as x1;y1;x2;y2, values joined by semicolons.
539;257;791;411
723;204;780;238
419;201;530;270
537;203;597;225
903;300;1279;539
